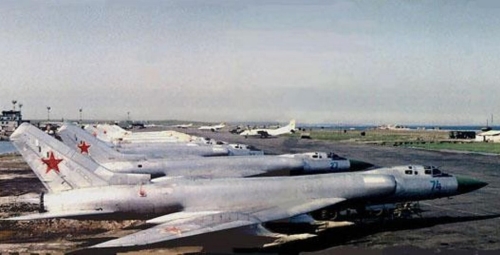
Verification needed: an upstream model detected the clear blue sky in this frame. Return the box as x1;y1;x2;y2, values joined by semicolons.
1;0;499;125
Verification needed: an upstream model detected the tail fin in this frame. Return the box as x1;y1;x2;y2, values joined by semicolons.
83;124;128;142
10;123;150;193
84;124;112;142
288;119;296;132
275;119;296;134
98;124;130;139
58;123;146;164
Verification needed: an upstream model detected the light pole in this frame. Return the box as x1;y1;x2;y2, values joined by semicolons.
18;103;23;122
47;106;51;121
16;103;23;125
12;100;17;111
127;111;130;122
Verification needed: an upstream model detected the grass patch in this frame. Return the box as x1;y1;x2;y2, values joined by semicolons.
407;142;500;154
304;129;448;142
296;129;500;154
290;129;500;154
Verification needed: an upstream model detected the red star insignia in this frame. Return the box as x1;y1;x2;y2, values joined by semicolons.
164;226;182;235
41;151;63;174
139;186;147;197
77;141;91;154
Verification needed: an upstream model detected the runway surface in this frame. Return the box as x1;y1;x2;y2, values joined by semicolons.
186;129;500;255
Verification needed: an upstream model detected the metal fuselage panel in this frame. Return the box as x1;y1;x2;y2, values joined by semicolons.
118;145;229;158
100;156;307;177
43;173;397;218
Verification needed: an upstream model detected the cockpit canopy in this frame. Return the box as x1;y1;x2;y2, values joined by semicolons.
327;152;346;160
292;152;347;161
228;144;255;150
198;137;227;145
423;165;451;177
403;165;451;177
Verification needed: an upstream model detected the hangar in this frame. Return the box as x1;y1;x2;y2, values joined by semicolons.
475;130;500;142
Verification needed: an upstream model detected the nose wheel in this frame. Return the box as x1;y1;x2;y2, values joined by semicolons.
393;202;422;219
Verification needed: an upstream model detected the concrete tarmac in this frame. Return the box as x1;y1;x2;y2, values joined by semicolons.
186;129;500;255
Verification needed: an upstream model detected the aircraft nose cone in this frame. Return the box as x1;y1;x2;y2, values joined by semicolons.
349;159;374;171
456;175;488;194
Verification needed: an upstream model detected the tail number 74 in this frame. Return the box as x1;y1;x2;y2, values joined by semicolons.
430;180;442;191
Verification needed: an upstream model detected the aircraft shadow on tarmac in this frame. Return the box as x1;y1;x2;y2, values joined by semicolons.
0;177;42;196
67;213;500;255
256;214;500;254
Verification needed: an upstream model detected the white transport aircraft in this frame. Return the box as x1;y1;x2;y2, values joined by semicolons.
240;119;296;138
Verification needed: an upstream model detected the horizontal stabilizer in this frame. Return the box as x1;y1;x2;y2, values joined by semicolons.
146;211;222;224
91;197;347;248
4;209;115;221
92;211;257;248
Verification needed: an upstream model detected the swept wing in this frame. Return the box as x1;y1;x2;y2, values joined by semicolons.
92;197;345;248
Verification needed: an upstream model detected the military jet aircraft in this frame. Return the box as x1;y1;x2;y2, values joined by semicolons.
34;123;372;179
198;122;225;131
174;123;193;129
6;125;396;248
6;123;487;249
60;124;234;158
87;124;195;144
62;124;264;157
240;119;296;138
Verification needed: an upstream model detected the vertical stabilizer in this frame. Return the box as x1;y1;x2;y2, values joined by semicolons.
288;119;296;132
97;124;130;140
84;124;112;142
58;124;146;164
10;123;149;193
274;119;296;135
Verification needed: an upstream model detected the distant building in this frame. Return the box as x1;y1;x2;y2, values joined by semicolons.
0;110;22;135
377;124;410;130
475;130;500;143
449;131;476;139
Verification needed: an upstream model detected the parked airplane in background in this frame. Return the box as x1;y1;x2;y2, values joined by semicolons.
7;123;487;249
198;122;225;131
240;119;296;138
59;124;263;158
87;124;194;144
175;123;192;129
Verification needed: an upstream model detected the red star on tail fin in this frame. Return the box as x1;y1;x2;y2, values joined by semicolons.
78;141;91;154
41;151;63;174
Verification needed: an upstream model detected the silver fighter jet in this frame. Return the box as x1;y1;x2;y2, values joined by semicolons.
52;123;373;178
64;123;265;157
7;124;396;248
